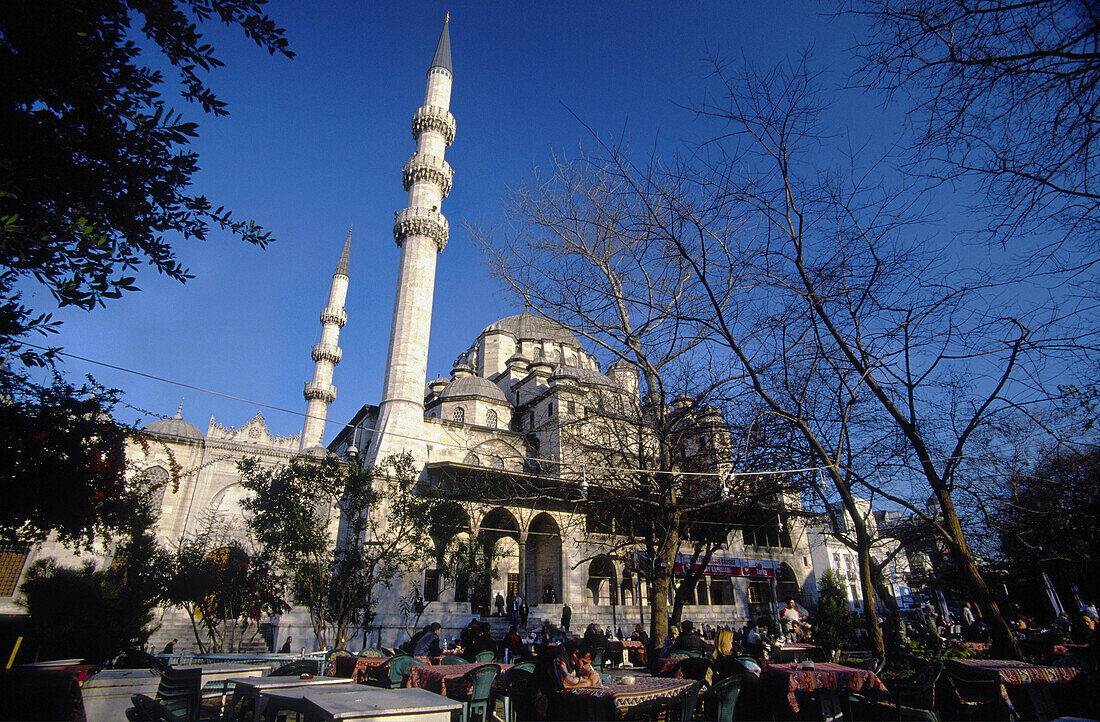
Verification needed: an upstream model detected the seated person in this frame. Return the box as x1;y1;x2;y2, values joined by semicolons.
548;640;603;690
499;624;528;662
628;623;649;666
411;622;442;658
670;620;708;653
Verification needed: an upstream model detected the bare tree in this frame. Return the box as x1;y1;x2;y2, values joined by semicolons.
475;168;806;657
849;0;1100;248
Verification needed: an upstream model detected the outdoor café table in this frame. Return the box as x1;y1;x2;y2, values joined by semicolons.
552;677;695;721
771;643;820;664
225;675;357;721
763;661;889;721
259;685;461;722
405;661;512;697
352;655;392;685
946;658;1085;720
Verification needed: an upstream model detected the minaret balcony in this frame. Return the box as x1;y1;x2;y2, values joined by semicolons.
411;105;456;145
303;381;337;404
394;207;449;251
312;343;343;365
320;306;348;328
402;153;454;197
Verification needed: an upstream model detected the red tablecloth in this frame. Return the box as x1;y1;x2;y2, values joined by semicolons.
405;662;511;697
351;655;392;684
947;658;1082;686
559;677;694;720
764;662;889;714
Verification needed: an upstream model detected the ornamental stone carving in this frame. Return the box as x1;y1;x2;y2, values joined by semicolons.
402;153;454;197
303;381;337;403
311;343;343;365
393;207;449;251
320;306;348;328
411;105;456;145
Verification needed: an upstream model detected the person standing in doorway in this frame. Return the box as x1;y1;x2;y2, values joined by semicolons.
561;602;572;632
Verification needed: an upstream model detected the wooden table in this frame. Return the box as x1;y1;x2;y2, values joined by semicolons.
259;686;461;721
225;676;357;721
946;658;1085;720
763;661;888;721
405;662;511;697
552;677;695;721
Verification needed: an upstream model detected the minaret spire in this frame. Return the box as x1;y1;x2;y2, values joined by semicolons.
372;18;457;461
301;229;351;450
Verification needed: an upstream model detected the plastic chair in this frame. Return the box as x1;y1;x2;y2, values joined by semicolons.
453;663;500;722
499;666;535;722
861;656;885;676
665;656;712;681
893;661;944;719
441;654;470;665
704;675;741;722
154;667;201;720
270;659;320;676
126;693;179;721
474;649;496;663
358;648;387;658
667;679;704;722
386;654;426;688
513;660;536;673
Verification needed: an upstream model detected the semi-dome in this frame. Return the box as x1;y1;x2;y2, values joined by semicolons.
438;374;509;404
143;410;203;441
482;312;580;348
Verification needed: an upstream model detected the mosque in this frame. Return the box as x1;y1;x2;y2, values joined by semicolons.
0;17;813;651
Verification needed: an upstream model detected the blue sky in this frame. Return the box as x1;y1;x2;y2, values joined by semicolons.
28;2;896;442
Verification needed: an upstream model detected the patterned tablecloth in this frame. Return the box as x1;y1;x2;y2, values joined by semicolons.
351;655;392;685
405;662;511;698
764;662;889;714
946;658;1083;686
560;677;695;720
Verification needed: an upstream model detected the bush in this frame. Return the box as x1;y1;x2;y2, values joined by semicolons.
813;569;854;658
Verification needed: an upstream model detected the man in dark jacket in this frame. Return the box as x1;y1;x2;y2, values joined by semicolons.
670;621;708;652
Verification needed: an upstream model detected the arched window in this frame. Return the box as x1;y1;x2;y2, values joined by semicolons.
139;466;171;515
452;407;465;423
486;409;498;428
464;452;480;466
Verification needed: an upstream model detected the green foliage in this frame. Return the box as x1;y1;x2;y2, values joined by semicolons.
239;452;462;650
0;371;161;546
0;0;292;365
18;501;168;663
163;533;287;653
813;569;854;656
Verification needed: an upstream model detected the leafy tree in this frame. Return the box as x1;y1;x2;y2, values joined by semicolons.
0;0;292;364
994;446;1100;602
17;497;168;663
239;452;464;650
0;371;168;546
163;530;287;653
814;569;854;659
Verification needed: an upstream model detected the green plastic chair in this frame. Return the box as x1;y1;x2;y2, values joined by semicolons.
667;679;704;722
453;663;500;722
358;648;387;658
893;661;944;720
154;667;201;720
474;649;496;663
441;654;469;665
500;666;535;722
513;661;536;673
705;675;741;722
386;654;427;689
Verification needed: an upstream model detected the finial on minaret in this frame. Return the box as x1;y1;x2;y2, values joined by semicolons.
335;227;351;278
175;399;184;419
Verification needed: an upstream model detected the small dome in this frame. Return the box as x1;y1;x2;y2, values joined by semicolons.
143;411;203;441
439;375;509;404
482;312;580;348
296;446;330;460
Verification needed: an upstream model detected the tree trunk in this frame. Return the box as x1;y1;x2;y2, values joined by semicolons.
933;485;1022;659
648;513;680;665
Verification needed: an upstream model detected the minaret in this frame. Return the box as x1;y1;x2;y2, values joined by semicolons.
372;15;455;460
301;230;351;451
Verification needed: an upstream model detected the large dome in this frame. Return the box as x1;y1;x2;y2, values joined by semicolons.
482;312;580;348
143;412;203;441
438;375;509;404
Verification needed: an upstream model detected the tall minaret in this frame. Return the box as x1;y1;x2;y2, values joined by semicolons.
372;15;455;461
301;230;351;451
